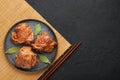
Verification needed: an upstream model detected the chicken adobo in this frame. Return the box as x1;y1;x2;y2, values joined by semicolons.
10;22;57;70
15;46;39;69
10;23;34;44
32;32;57;52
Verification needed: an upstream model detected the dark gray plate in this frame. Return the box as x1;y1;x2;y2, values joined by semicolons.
4;19;58;72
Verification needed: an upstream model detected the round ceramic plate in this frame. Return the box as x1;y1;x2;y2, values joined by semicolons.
4;19;58;72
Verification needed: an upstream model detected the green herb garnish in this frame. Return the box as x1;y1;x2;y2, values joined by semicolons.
38;54;51;64
5;47;20;54
34;23;41;35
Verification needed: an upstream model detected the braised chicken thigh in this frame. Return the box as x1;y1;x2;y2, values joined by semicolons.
15;46;39;69
10;23;34;44
32;32;57;52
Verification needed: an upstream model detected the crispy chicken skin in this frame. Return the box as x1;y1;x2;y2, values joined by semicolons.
15;46;39;69
10;23;34;44
32;32;57;52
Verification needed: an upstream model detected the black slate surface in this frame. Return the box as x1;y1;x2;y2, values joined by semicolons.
27;0;120;80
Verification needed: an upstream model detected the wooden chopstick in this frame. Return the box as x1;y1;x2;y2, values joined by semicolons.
38;42;81;80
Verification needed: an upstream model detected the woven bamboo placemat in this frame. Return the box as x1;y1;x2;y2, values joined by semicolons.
0;0;71;80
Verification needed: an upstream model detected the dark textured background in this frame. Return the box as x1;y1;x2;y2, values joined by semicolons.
27;0;120;80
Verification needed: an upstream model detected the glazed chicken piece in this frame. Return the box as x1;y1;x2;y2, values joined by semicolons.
15;46;39;69
10;23;34;44
32;32;57;52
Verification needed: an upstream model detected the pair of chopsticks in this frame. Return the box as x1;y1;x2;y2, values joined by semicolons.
38;42;81;80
